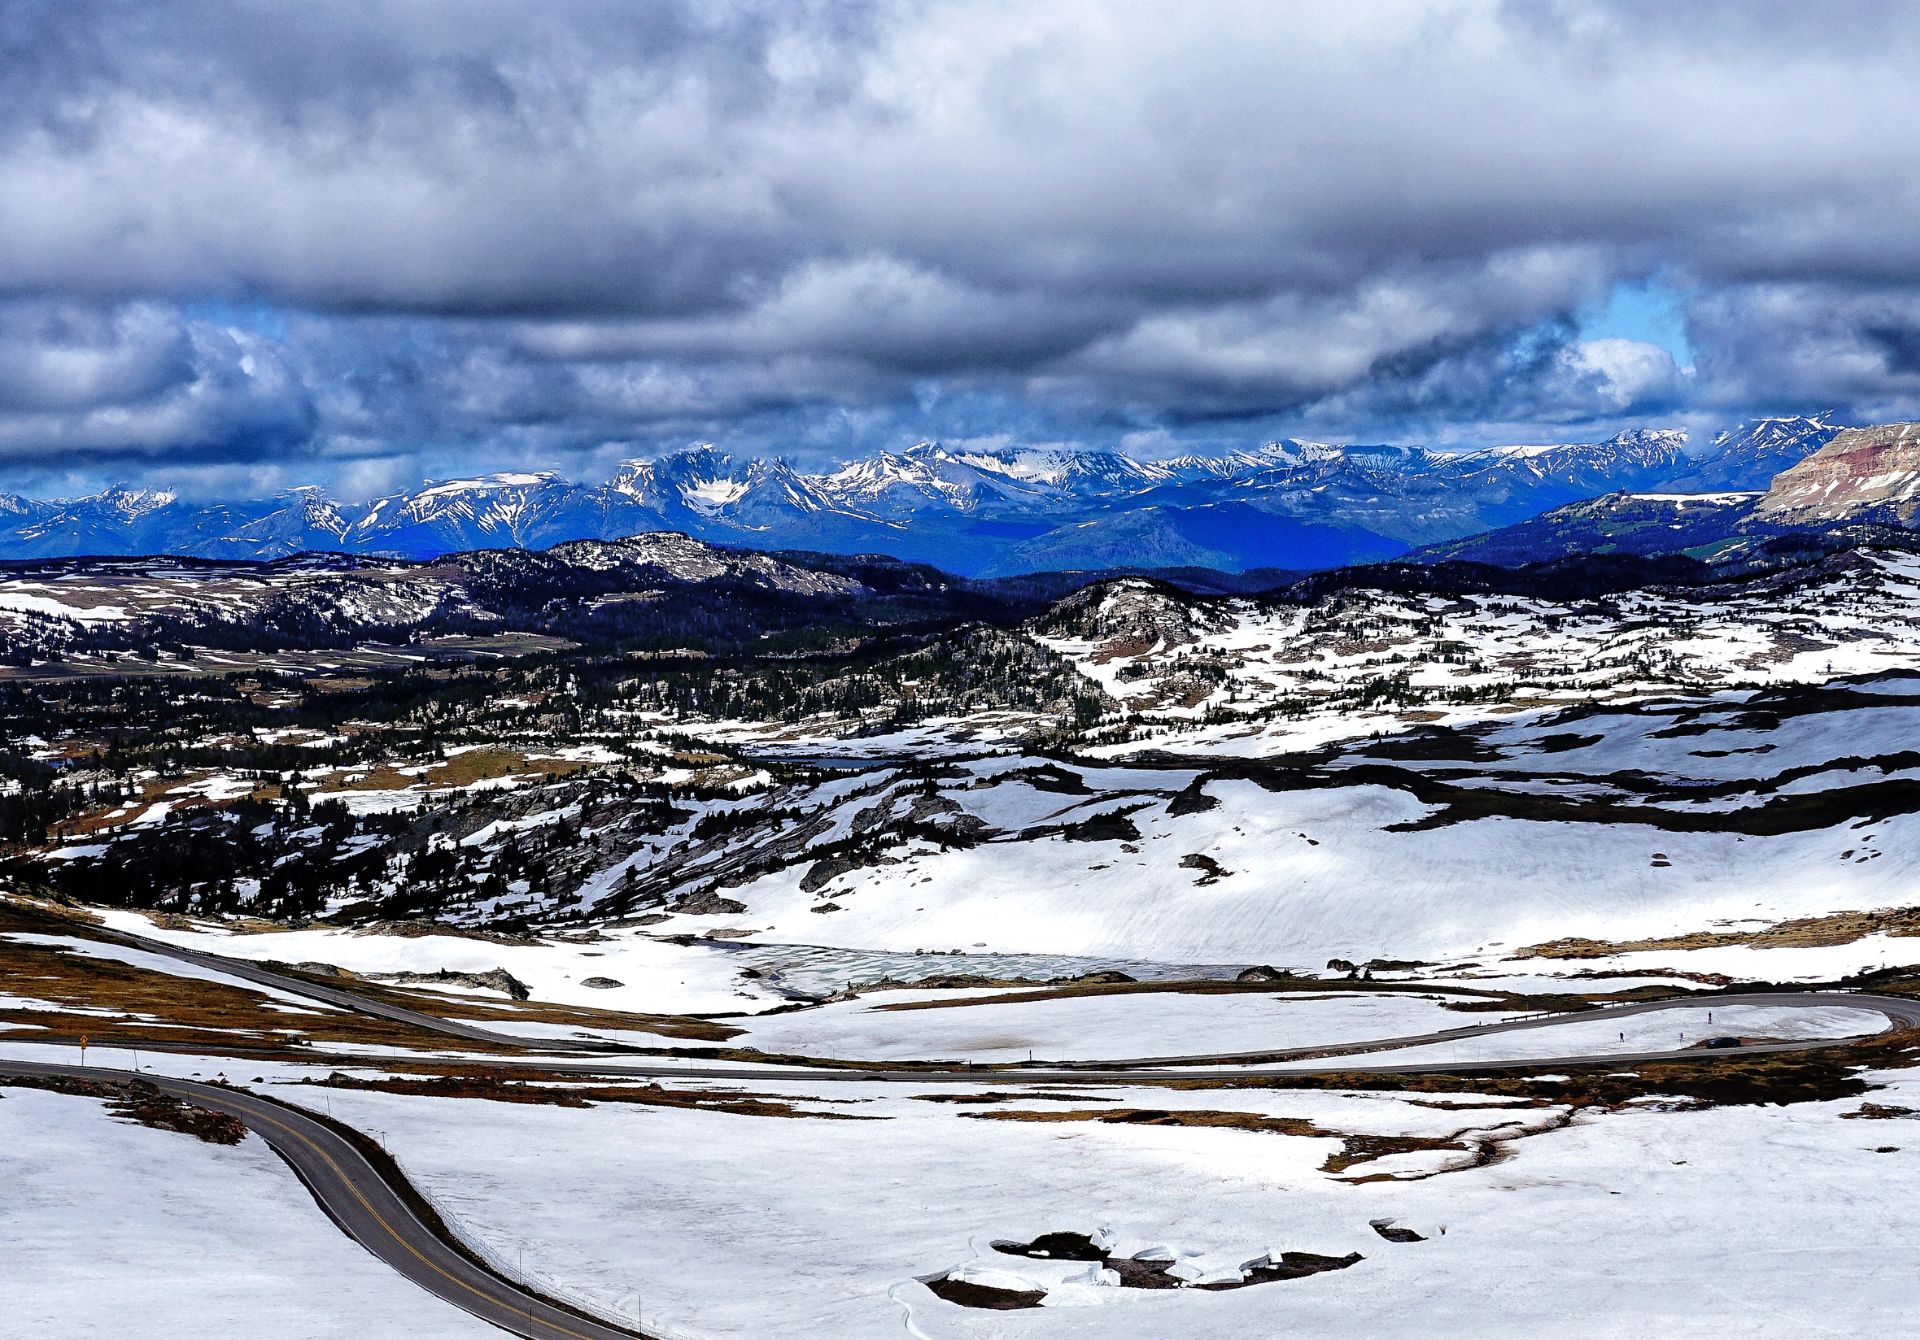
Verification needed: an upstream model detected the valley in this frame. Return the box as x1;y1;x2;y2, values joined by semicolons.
6;502;1920;1336
11;10;1920;1336
8;426;1920;1340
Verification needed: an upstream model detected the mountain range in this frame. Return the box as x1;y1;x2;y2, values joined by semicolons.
0;416;1847;575
1420;419;1920;568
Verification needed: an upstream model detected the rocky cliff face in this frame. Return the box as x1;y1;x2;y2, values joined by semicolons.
1757;421;1920;523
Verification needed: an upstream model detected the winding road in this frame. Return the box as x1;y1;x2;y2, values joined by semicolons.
71;920;1920;1075
0;1056;649;1340
89;921;587;1051
9;921;1920;1338
1046;988;1920;1071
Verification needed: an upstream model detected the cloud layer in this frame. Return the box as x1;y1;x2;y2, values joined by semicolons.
3;0;1920;493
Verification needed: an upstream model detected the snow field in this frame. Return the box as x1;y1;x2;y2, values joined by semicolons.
735;987;1533;1062
679;774;1920;969
4;932;340;1015
1299;1003;1885;1068
293;1062;1920;1340
95;910;784;1016
0;1084;497;1340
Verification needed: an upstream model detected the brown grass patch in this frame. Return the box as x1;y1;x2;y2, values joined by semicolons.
1321;1132;1475;1175
306;1071;872;1120
1;1074;247;1144
963;1103;1570;1183
1521;905;1920;958
1329;1111;1578;1182
1154;1030;1920;1109
47;770;243;839
923;1277;1044;1310
419;746;592;787
0;904;510;1056
1442;985;1685;1014
314;746;589;794
963;1106;1338;1137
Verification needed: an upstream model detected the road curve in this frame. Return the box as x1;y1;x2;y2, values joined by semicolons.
90;921;626;1052
76;919;1920;1075
521;991;1919;1084
19;914;1920;1080
4;980;1915;1339
19;989;1916;1085
1040;988;1920;1069
0;1058;648;1340
3;1014;1910;1086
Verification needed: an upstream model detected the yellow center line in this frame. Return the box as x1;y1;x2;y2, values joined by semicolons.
217;1092;622;1340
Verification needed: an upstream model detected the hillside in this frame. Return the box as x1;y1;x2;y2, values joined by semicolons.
8;539;1920;974
1757;421;1920;524
1409;418;1920;568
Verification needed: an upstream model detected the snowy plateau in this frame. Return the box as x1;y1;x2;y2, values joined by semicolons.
22;3;1920;1332
7;438;1920;1340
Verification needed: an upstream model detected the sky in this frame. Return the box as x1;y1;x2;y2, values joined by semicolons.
3;0;1920;500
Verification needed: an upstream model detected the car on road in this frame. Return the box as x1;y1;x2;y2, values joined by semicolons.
1702;1036;1741;1049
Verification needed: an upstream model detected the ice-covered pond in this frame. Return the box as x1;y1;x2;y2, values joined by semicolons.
697;938;1256;998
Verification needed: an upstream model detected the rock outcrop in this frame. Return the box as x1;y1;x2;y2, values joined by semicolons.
369;966;532;999
1757;421;1920;524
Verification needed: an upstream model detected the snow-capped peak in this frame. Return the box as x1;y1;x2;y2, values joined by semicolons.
410;471;560;502
97;485;180;518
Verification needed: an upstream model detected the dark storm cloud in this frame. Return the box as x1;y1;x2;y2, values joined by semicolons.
0;303;195;413
3;0;1920;488
1686;283;1920;417
0;299;315;463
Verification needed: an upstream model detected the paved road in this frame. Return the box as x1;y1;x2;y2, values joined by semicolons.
10;935;1919;1340
12;989;1917;1085
35;920;1920;1078
0;1057;647;1340
92;921;620;1052
522;989;1920;1083
1043;988;1920;1070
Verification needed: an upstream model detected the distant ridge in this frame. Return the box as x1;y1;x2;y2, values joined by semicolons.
0;419;1843;575
1408;419;1920;569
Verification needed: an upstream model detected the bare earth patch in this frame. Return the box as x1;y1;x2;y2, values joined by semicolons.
1520;904;1920;957
0;1074;246;1144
